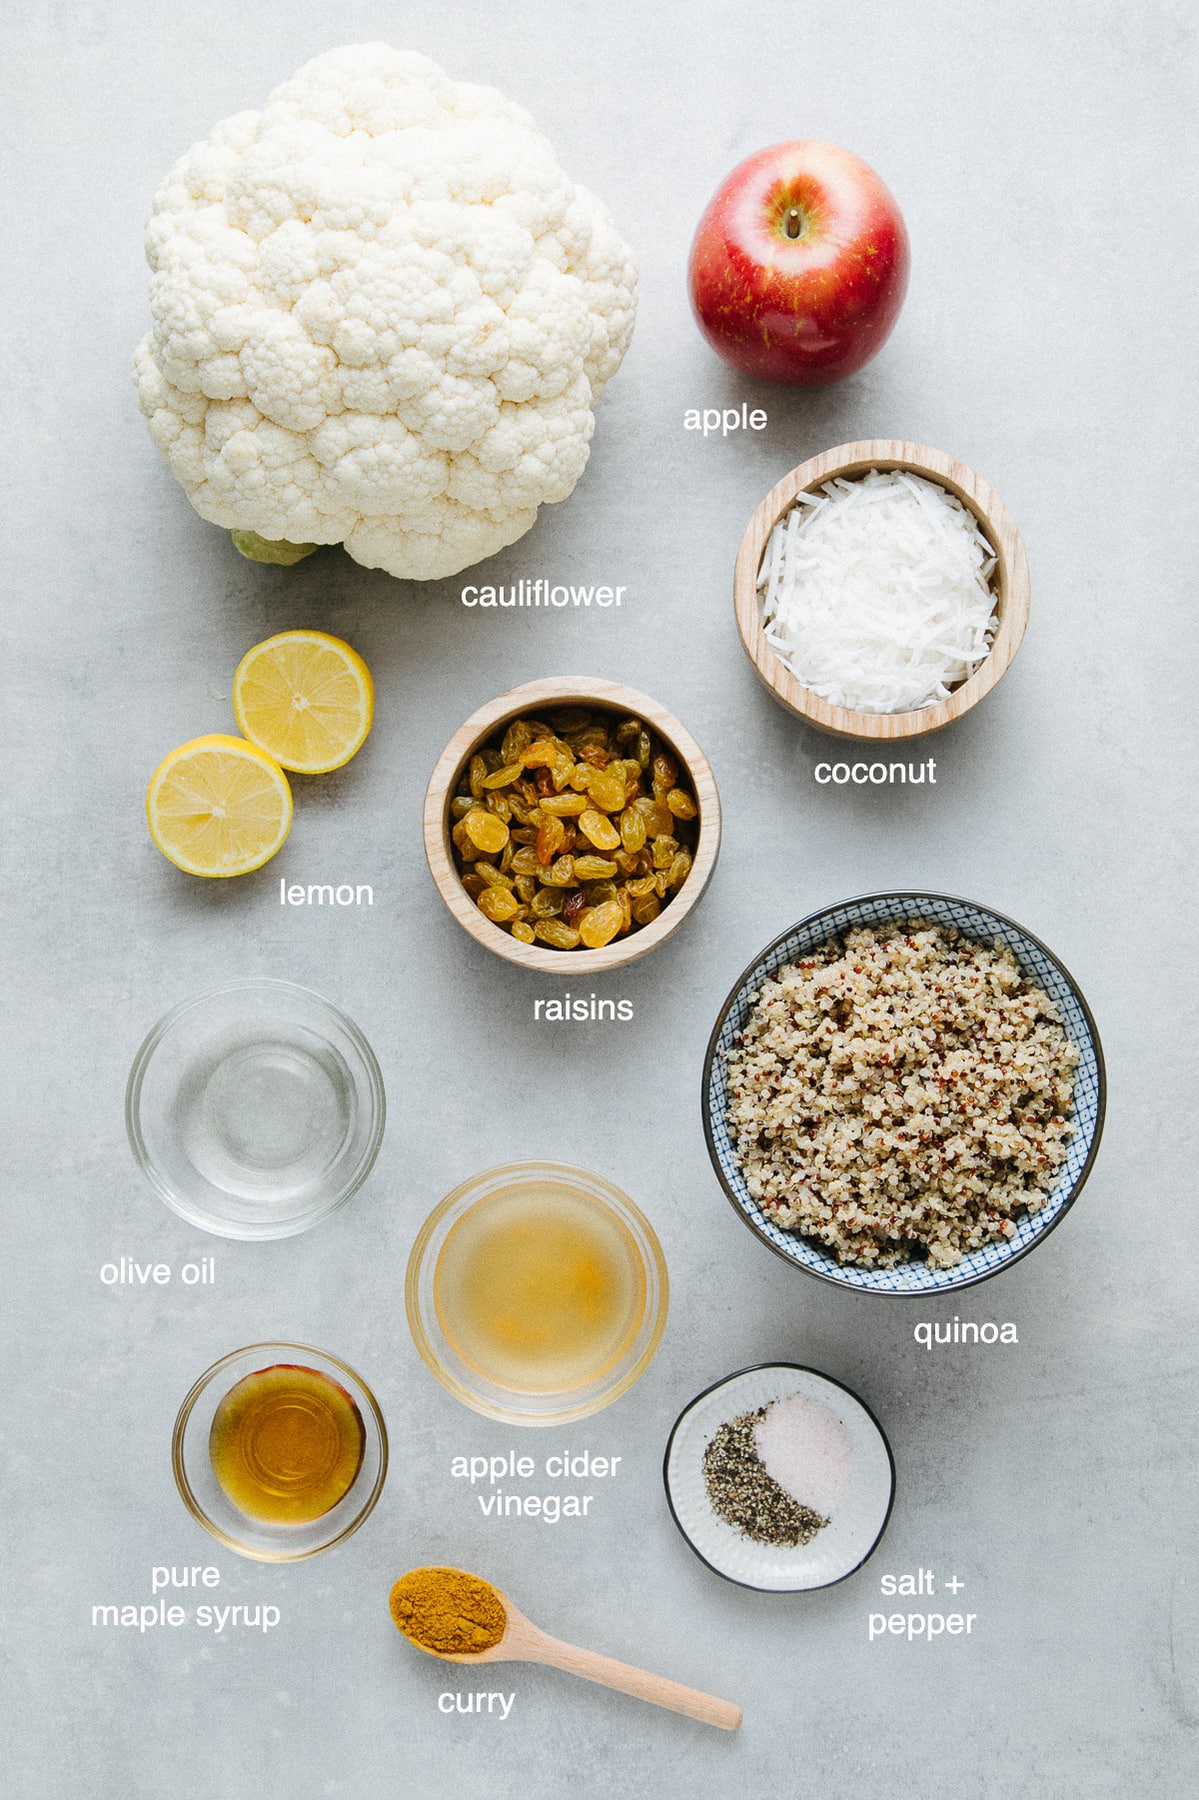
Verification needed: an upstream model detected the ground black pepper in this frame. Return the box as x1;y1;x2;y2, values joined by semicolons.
702;1408;828;1547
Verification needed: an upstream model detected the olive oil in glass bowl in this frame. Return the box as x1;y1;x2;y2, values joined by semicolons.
126;980;385;1240
406;1162;668;1425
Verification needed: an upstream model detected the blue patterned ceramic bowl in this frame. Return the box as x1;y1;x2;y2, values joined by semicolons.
703;893;1105;1295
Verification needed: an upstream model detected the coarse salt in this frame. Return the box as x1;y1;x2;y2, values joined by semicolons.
757;468;998;714
754;1395;853;1518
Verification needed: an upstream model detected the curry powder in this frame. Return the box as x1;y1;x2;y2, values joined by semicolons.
389;1566;507;1655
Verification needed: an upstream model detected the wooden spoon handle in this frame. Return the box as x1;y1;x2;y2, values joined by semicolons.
525;1634;741;1730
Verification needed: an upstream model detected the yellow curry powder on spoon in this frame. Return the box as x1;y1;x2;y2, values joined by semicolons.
389;1567;507;1656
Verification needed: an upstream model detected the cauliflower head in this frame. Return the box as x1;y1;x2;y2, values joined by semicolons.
134;45;638;581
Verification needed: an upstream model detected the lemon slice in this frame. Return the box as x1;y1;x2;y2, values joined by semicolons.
147;735;293;878
232;630;374;774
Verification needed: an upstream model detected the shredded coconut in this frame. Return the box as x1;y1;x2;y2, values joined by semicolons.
757;468;999;713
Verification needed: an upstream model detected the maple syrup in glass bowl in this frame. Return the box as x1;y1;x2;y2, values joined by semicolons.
173;1343;387;1560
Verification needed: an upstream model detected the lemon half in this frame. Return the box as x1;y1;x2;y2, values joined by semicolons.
146;734;293;878
233;630;374;774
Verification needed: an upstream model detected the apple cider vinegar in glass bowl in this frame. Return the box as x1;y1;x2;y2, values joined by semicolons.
434;1177;647;1392
407;1163;668;1424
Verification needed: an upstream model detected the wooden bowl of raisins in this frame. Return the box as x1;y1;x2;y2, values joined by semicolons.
423;678;721;972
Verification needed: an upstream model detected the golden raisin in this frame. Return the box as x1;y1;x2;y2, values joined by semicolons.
578;900;624;949
538;792;588;816
579;810;621;852
619;807;647;854
477;887;520;923
501;720;534;765
632;797;673;839
536;816;566;865
652;751;678;795
540;856;577;888
474;862;514;889
587;768;626;812
481;763;524;789
535;919;582;950
464;809;509;854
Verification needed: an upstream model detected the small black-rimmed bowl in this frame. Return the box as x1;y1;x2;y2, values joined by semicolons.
703;893;1106;1296
663;1364;895;1591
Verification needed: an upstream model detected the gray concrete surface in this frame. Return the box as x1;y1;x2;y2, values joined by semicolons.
3;2;1197;1794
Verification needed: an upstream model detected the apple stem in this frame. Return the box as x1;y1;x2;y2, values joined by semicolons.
784;207;803;239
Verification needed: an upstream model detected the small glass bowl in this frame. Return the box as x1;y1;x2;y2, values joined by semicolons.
127;980;386;1240
406;1161;669;1426
172;1343;388;1561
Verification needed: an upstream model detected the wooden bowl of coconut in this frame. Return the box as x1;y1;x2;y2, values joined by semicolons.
733;440;1030;742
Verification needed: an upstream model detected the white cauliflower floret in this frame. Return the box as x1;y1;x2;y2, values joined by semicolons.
134;45;637;581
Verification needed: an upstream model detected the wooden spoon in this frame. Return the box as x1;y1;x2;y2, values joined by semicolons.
392;1567;741;1731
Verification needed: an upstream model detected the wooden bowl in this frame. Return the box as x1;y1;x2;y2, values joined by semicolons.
423;677;721;973
733;440;1030;741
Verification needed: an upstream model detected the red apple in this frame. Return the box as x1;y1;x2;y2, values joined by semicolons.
687;141;910;386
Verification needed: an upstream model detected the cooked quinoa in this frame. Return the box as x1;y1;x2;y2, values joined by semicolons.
724;922;1079;1268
